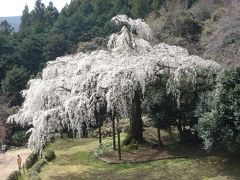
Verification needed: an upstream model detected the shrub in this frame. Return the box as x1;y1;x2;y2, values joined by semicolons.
28;170;41;180
32;159;47;172
45;149;56;161
28;159;47;180
6;170;19;180
25;151;39;169
196;67;240;152
0;138;3;146
10;130;28;146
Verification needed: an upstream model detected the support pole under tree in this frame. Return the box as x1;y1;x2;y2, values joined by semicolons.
117;116;121;160
168;125;175;142
157;127;163;146
98;111;102;146
111;112;116;150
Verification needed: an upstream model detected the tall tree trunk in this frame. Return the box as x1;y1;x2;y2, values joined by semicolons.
128;90;143;144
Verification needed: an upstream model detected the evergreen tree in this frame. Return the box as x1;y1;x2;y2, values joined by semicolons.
44;33;67;61
130;0;151;18
151;0;164;14
95;0;111;15
33;0;46;33
197;67;240;153
81;0;94;15
45;1;59;27
1;66;29;106
0;22;16;80
20;5;31;33
18;34;45;74
0;20;14;35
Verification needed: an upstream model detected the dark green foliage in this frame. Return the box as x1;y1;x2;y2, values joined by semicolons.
0;20;14;35
6;170;19;180
174;11;202;40
28;159;47;180
143;70;215;144
151;0;164;14
20;5;31;33
43;33;67;61
197;67;240;152
143;75;178;144
10;130;28;146
81;1;94;15
130;0;151;18
45;149;56;161
159;11;202;42
51;0;118;52
25;151;39;169
1;67;29;106
0;21;16;80
32;159;47;172
18;34;46;73
143;75;177;129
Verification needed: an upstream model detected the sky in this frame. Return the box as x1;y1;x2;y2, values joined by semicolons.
0;0;71;17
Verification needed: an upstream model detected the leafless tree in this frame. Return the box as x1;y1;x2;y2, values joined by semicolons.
203;0;240;65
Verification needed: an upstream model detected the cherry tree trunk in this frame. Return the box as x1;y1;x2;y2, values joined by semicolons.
128;90;143;144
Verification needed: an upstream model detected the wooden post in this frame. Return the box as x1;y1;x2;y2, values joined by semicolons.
117;116;121;160
111;112;116;150
157;127;163;146
98;112;102;146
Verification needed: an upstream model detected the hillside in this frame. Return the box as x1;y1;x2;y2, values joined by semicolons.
0;16;21;31
146;0;240;65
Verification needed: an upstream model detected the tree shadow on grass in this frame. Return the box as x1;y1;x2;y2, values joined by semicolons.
166;144;240;179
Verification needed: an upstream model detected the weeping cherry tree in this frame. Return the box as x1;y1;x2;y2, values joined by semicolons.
8;15;220;151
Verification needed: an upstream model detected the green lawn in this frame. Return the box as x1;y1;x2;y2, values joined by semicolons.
36;135;240;180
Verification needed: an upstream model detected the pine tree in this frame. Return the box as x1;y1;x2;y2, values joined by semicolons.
151;0;164;14
130;0;150;18
0;20;14;35
20;5;31;33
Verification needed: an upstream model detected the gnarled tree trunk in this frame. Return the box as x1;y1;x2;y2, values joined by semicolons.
127;90;143;144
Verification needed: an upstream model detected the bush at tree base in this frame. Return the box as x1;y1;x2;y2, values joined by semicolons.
6;170;19;180
45;149;56;161
25;151;39;169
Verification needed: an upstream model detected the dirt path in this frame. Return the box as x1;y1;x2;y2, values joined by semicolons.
0;148;32;180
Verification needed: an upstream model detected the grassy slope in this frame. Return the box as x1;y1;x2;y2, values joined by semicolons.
38;133;240;180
